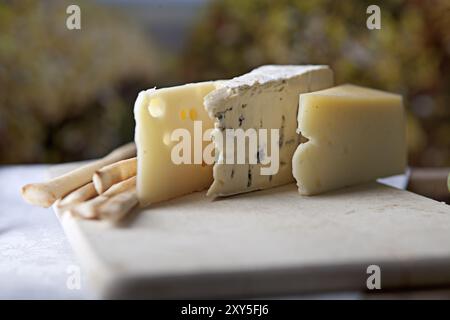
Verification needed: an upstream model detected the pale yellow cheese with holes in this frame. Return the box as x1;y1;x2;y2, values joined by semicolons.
292;84;407;195
134;82;216;207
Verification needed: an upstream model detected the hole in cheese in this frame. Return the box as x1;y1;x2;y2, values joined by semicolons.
179;109;187;120
148;98;165;118
189;108;197;120
163;132;171;146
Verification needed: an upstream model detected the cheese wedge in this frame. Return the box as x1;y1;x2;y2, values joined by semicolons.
134;82;216;206
204;65;334;197
292;84;406;195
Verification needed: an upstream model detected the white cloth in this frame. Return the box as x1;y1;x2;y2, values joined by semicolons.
0;165;85;299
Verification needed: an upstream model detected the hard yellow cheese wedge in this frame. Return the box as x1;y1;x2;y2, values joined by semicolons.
293;84;407;195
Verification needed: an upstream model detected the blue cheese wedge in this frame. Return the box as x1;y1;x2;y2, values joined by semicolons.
204;65;334;197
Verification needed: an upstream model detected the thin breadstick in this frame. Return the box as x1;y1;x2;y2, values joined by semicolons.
93;157;137;194
70;176;136;219
21;142;136;208
56;182;97;211
97;188;138;222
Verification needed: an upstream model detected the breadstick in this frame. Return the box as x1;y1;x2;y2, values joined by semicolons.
21;142;136;208
93;157;137;194
56;182;97;211
98;188;138;222
70;176;136;219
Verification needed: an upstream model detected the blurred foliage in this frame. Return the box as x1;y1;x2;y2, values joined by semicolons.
1;0;449;167
181;0;450;167
0;0;162;164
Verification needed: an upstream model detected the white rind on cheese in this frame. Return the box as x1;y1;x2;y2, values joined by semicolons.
134;82;216;207
292;84;407;195
204;65;334;197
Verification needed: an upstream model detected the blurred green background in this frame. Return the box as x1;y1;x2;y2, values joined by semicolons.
0;0;449;167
